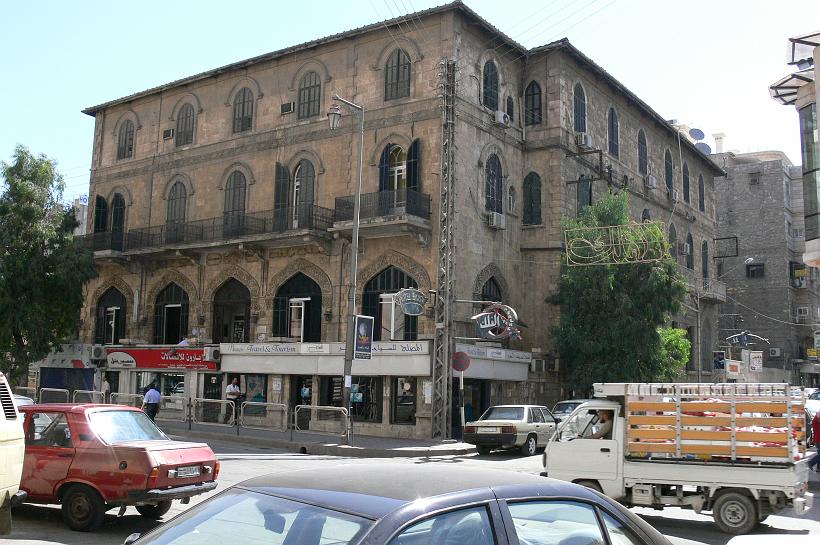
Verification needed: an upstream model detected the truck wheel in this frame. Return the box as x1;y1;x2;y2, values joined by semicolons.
576;480;603;494
136;500;172;519
713;491;757;535
521;434;538;456
476;445;492;456
61;485;105;532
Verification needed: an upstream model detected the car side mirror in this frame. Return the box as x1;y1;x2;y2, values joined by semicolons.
554;417;562;423
124;533;141;545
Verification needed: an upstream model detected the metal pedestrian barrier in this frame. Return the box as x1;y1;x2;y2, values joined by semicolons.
110;393;144;407
13;387;36;400
156;395;188;422
293;405;349;436
39;388;69;403
239;402;288;431
72;390;104;403
193;398;235;427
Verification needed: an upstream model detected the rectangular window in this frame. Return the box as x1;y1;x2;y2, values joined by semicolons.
379;294;406;341
392;377;416;424
746;263;765;278
288;298;310;341
322;376;383;423
26;412;74;447
507;501;605;545
799;103;818;172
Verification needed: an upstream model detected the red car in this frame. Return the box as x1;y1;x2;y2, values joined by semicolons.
18;404;218;531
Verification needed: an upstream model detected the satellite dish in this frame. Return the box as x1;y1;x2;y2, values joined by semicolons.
689;128;705;141
695;142;712;155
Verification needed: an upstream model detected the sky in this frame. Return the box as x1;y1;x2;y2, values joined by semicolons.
0;0;814;203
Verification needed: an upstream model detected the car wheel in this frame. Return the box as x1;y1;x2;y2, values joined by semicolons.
476;445;492;456
713;491;757;535
520;434;537;456
136;500;172;519
61;485;106;532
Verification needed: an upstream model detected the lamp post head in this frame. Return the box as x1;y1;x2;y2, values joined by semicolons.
743;257;754;264
327;104;342;130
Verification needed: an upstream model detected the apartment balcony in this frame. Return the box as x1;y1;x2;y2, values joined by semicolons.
678;265;726;303
332;189;432;240
78;231;125;254
120;205;333;255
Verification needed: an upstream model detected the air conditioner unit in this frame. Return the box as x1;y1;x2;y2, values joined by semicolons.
162;128;174;140
669;189;680;202
281;102;295;115
488;212;506;230
575;132;593;149
677;242;691;255
91;344;106;361
643;175;657;189
530;359;545;373
203;346;221;362
769;347;781;357
796;306;809;320
493;110;511;127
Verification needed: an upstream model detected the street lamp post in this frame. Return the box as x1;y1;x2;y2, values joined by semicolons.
328;95;365;446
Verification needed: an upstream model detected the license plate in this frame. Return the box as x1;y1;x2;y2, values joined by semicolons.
175;465;201;478
478;427;498;434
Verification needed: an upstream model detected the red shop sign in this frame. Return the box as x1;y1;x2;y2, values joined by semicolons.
106;348;216;370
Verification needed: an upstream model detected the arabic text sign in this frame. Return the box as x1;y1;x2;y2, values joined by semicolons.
106;348;215;370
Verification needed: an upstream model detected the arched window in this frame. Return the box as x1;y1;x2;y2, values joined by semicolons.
384;49;411;101
524;81;542;125
669;223;677;258
682;163;690;204
481;277;502;302
701;240;709;280
110;193;126;251
224;171;247;236
363;266;418;341
95;287;126;344
576;175;592;216
685;232;694;269
166;181;187;243
641;208;651;222
298;71;321;119
482;61;499;110
607;108;619;157
153;283;189;344
175;103;195;147
637;130;648;175
233;87;254;133
506;96;515;121
93;196;108;233
291;160;315;228
212;279;250;343
665;149;674;192
485;154;503;213
523;172;541;225
117;120;134;160
573;83;586;133
698;174;705;212
272;273;322;342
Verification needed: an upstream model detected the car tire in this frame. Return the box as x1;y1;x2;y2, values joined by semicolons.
520;434;537;456
136;500;172;519
61;485;106;532
713;491;757;535
476;445;492;456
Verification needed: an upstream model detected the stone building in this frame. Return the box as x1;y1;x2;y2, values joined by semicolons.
75;1;721;438
714;150;820;385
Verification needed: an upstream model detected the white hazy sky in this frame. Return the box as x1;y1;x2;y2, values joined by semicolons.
0;0;813;202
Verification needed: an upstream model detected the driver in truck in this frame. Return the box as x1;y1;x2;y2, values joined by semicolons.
587;409;613;439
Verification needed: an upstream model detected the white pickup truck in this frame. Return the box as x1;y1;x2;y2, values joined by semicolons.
0;372;25;534
542;382;813;535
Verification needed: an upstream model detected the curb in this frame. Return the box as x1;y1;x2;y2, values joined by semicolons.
167;428;476;458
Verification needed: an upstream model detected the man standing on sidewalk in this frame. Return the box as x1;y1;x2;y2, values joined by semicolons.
225;377;242;424
809;412;820;472
143;384;161;422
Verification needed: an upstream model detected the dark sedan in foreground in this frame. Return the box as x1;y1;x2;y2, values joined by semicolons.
125;464;670;545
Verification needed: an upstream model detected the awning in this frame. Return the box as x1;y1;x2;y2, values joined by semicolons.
769;68;815;106
788;31;820;66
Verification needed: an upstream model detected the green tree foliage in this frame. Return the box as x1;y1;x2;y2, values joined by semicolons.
553;192;689;394
0;146;97;384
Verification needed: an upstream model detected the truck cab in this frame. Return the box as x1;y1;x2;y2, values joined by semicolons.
0;372;25;534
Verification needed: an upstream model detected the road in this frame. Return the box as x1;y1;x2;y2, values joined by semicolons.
7;437;819;545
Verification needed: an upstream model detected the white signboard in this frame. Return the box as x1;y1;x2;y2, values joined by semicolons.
814;330;820;349
454;343;532;363
221;341;429;356
749;351;763;372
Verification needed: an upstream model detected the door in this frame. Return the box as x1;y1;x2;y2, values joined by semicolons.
21;412;75;500
291;376;314;429
528;407;549;446
539;408;559;445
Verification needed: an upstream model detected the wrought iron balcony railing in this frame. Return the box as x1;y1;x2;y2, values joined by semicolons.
78;231;125;252
334;189;431;222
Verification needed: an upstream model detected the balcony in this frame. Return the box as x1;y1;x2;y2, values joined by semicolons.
78;231;125;253
333;189;432;239
678;265;726;303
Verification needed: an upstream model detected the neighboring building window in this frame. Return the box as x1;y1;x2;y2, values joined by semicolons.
641;208;651;222
223;171;247;235
166;181;187;242
484;154;502;213
272;273;322;342
508;186;516;213
664;149;673;192
290;160;315;228
637;129;648;176
522;172;542;225
298;71;321;119
669;223;677;257
378;140;420;194
384;48;411;101
481;277;502;302
576;176;592;216
362;266;418;341
110;193;126;251
746;263;765;278
682;163;690;204
212;278;250;343
607;107;619;157
153;283;189;344
482;61;499;110
93;196;108;233
698;174;705;212
232;87;254;133
702;240;709;280
392;377;416;424
685;233;694;269
117;120;134;160
524;81;542;125
573;83;586;133
95;287;126;344
175;103;195;146
506;96;515;121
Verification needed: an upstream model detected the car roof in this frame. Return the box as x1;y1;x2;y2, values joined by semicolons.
554;399;590;404
239;463;596;519
489;405;547;408
19;403;141;413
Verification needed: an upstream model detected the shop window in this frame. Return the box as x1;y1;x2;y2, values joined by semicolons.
272;273;322;342
244;374;267;404
95;287;126;344
322;376;383;423
363;266;418;341
392;377;416;424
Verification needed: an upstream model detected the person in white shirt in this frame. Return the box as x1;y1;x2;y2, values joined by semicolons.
142;385;161;421
101;375;111;402
225;378;242;424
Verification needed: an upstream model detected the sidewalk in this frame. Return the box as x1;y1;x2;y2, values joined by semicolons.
156;419;477;458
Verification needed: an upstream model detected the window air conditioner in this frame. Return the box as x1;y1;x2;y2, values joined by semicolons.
488;212;506;230
162;128;174;140
91;345;106;360
644;175;657;189
281;102;295;115
677;242;691;255
669;189;680;202
203;346;221;362
494;110;511;127
575;132;593;149
769;347;781;357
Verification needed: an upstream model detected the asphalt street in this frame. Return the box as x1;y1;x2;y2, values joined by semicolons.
6;437;819;545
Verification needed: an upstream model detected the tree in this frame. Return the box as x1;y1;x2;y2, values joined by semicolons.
0;146;97;385
552;192;689;394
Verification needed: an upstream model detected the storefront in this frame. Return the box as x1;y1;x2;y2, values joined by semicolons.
105;347;217;397
28;343;99;399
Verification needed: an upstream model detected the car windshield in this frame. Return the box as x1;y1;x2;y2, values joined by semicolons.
481;407;524;420
135;489;371;545
88;410;168;443
809;390;820;400
552;402;580;415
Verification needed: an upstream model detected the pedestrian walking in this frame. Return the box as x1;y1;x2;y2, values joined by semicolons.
142;384;161;422
809;412;820;472
101;375;111;403
225;377;243;424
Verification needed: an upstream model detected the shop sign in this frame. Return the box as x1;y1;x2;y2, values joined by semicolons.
748;351;763;372
394;288;428;316
106;348;215;370
808;348;819;361
726;360;741;377
814;330;820;349
472;303;522;341
220;341;429;356
354;315;374;360
454;343;532;363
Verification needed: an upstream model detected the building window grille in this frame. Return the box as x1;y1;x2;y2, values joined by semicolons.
685;233;694;269
175;103;195;146
153;283;189;344
683;163;690;204
664;149;673;192
573;83;586;133
485;154;503;213
117;120;134;160
384;48;411;101
607;107;619;157
482;61;498;110
524;81;542;125
93;196;108;233
223;171;247;235
232;87;254;133
298;71;321;119
523;172;541;225
481;277;502;302
698;174;705;212
638;130;648;175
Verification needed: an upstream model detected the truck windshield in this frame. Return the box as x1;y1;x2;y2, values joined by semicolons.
88;410;168;443
481;407;524;420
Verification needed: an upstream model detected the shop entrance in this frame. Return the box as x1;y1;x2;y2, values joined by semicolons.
291;375;314;429
451;379;490;439
202;374;223;400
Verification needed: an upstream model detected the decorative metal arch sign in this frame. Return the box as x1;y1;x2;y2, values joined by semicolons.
564;221;668;266
471;303;522;341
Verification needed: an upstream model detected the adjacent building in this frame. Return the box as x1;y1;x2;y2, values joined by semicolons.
67;1;721;438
